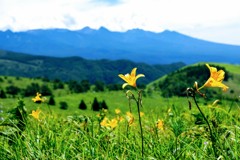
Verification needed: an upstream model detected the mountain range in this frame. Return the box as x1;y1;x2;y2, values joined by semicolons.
0;27;240;64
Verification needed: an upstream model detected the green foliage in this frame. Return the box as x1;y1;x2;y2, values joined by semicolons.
106;83;122;91
153;64;231;98
6;85;21;97
0;50;185;84
94;81;105;92
0;97;239;159
23;83;40;97
8;99;28;132
48;96;55;106
68;80;90;93
0;89;6;98
40;84;52;96
0;62;240;159
53;79;64;89
59;101;68;110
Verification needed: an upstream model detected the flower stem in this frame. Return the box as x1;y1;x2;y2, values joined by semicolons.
136;90;144;158
192;96;218;158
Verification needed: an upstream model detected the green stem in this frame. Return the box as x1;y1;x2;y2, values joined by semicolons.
175;136;178;157
136;91;144;158
192;96;218;158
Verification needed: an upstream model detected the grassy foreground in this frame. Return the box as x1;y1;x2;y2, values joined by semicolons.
0;91;239;159
0;63;240;159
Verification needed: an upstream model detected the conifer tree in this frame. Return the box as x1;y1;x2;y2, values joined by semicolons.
92;97;100;111
101;100;108;110
79;100;87;110
48;96;55;105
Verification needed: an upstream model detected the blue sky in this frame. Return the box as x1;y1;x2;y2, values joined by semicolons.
0;0;240;45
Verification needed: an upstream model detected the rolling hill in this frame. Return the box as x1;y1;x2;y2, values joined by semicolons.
147;62;240;100
0;50;184;84
1;27;240;64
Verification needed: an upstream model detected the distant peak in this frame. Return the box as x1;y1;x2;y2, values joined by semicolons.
125;28;155;35
80;26;96;33
160;29;175;34
159;29;184;36
98;26;110;32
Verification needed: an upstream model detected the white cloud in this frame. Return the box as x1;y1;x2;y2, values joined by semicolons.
0;0;240;44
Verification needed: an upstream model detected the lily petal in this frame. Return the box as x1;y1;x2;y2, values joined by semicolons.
136;74;145;80
122;83;129;89
130;68;137;77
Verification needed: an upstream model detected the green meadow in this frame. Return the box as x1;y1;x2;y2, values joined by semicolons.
0;63;240;159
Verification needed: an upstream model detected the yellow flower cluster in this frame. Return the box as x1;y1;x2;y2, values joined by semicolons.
100;117;119;129
30;92;45;120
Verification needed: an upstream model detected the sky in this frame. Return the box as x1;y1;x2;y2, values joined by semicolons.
0;0;240;45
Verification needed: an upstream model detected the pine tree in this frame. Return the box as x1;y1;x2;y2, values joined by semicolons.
48;96;55;105
92;97;100;111
101;100;108;110
79;100;87;110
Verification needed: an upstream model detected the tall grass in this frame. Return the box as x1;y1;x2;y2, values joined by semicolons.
1;96;239;159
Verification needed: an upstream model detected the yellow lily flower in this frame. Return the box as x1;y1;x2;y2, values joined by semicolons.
100;117;109;127
115;109;121;115
29;109;41;120
126;112;134;125
109;118;118;129
156;119;164;130
118;68;145;89
199;64;229;91
32;92;44;103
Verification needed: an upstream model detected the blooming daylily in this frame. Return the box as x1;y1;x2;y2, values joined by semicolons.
32;92;44;103
29;109;41;120
118;68;145;89
126;112;134;125
109;118;118;129
199;64;229;91
100;117;109;127
115;109;121;115
156;119;164;131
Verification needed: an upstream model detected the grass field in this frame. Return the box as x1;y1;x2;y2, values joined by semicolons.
0;63;240;159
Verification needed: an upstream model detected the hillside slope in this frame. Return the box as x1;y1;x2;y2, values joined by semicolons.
147;63;240;100
0;50;184;84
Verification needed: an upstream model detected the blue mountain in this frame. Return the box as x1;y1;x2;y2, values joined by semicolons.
0;27;240;64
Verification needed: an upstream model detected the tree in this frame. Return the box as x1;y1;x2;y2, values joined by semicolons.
59;101;68;110
0;89;7;98
79;100;87;110
68;80;83;93
94;81;105;92
6;85;21;96
80;80;90;92
100;100;108;110
23;83;40;97
48;96;55;106
92;97;100;111
53;79;64;89
40;84;52;96
107;84;122;91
